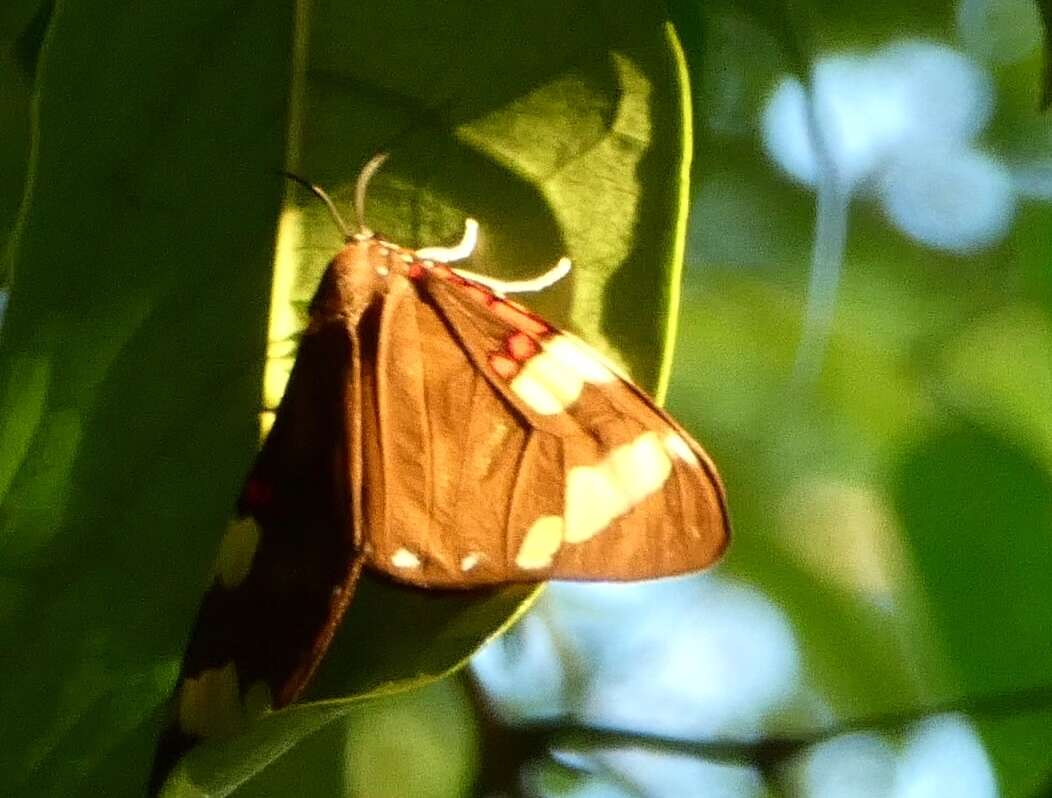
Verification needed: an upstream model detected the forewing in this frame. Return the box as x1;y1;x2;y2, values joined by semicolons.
149;316;362;793
364;266;729;588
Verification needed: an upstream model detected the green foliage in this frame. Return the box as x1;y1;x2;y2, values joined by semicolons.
6;0;1051;796
0;1;37;273
1039;0;1052;105
0;2;296;795
667;2;1052;795
0;1;692;796
895;423;1052;694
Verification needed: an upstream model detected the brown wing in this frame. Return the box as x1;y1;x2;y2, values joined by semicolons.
149;314;363;794
362;268;729;588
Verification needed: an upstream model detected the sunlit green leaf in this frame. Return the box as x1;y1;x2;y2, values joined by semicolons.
0;1;693;796
0;2;296;795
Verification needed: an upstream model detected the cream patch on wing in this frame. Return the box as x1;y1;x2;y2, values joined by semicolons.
178;662;243;738
564;432;673;544
215;517;262;590
545;335;617;384
511;352;582;415
391;547;421;569
510;335;616;415
515;515;565;569
663;431;699;466
563;465;622;543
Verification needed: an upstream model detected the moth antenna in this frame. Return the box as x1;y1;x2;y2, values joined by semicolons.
416;218;479;263
452;256;572;296
279;171;353;239
354;153;390;234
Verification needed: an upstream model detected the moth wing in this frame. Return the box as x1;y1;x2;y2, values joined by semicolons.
363;269;729;588
149;316;362;793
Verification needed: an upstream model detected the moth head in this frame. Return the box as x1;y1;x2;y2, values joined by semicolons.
280;152;390;242
307;237;391;322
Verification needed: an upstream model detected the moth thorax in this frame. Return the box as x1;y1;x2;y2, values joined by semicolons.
310;240;389;322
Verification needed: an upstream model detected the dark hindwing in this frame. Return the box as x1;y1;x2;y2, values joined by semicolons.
149;317;362;794
364;267;729;588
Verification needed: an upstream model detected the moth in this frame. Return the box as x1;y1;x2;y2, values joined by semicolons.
148;157;730;793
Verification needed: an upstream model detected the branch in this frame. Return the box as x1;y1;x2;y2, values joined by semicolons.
516;684;1052;771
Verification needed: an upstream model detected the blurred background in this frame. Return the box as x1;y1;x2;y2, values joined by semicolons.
437;2;1052;796
3;1;1052;796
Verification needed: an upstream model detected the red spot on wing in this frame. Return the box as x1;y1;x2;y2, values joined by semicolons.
489;353;520;379
408;262;425;280
507;332;539;361
490;332;541;380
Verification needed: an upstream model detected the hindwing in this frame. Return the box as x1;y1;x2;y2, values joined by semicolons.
149;312;364;793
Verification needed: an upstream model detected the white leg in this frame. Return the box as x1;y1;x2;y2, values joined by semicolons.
452;257;571;296
416;218;479;263
417;217;571;295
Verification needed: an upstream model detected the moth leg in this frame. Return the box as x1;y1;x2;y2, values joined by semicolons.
416;218;479;262
417;216;572;295
452;256;572;296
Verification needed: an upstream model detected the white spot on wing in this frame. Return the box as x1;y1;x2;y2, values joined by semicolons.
564;432;673;544
461;552;482;572
612;432;673;505
391;547;421;569
564;466;622;543
545;335;616;384
510;335;622;416
510;353;583;415
516;516;564;569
